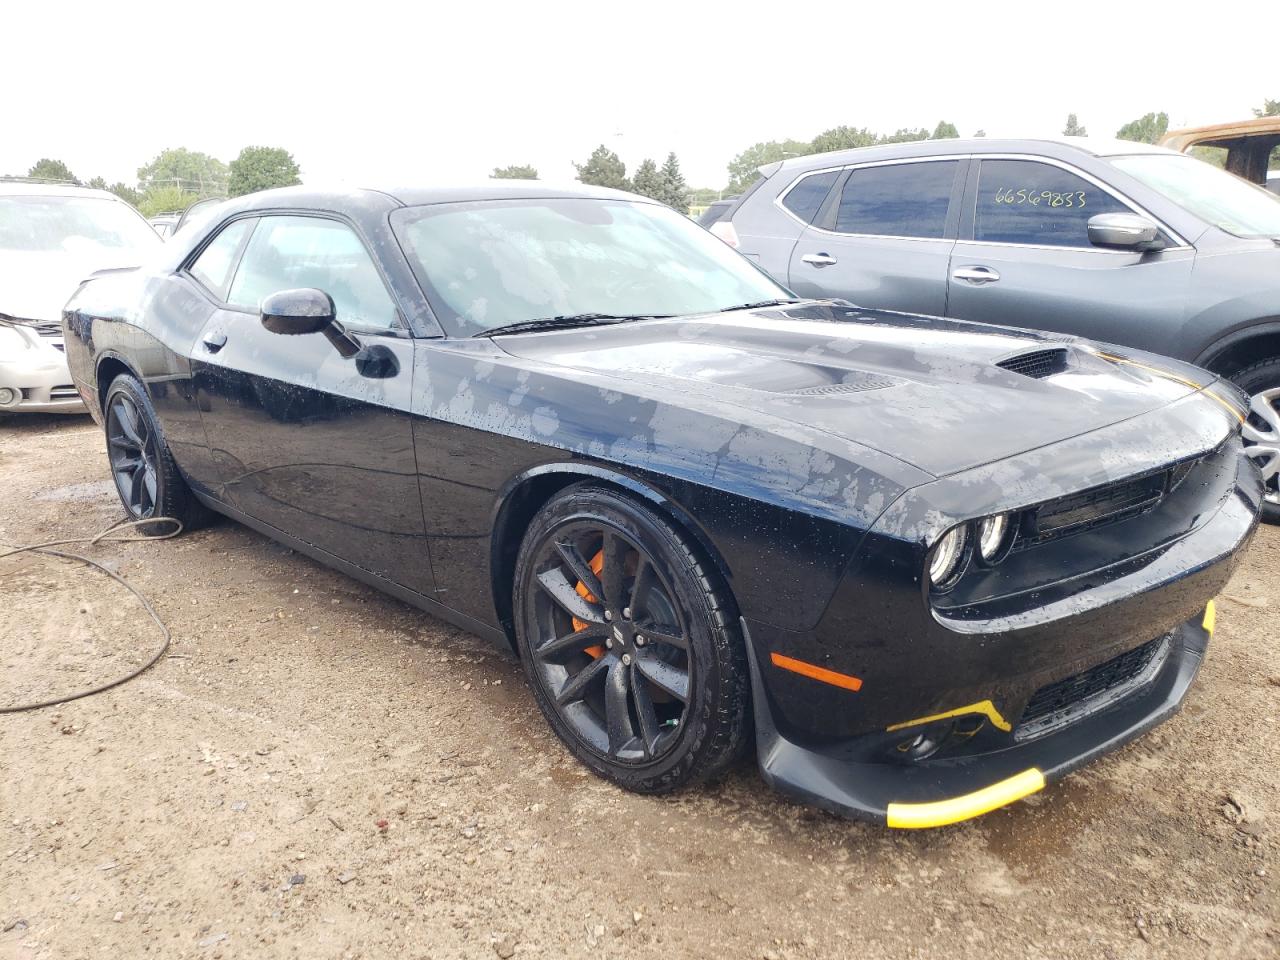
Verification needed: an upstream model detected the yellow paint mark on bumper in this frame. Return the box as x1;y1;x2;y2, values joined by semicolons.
1203;599;1216;636
886;768;1046;829
886;699;1012;734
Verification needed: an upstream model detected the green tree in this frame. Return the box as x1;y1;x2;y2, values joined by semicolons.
880;127;931;145
630;158;664;200
137;147;227;198
574;145;629;190
1063;113;1087;137
810;126;877;153
1254;98;1280;118
659;153;690;214
1115;111;1169;145
26;158;79;183
108;183;143;206
84;176;141;206
725;139;812;194
227;146;301;197
490;164;539;180
689;186;723;205
931;120;960;139
138;185;200;218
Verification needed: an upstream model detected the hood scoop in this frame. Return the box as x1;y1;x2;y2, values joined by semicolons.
997;348;1069;380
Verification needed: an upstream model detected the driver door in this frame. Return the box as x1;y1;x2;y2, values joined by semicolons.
187;213;429;593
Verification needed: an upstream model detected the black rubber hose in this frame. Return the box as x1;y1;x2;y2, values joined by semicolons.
0;517;182;713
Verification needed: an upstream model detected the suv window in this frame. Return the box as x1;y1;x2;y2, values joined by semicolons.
189;219;252;299
833;161;958;238
227;216;398;329
781;171;840;224
975;159;1130;247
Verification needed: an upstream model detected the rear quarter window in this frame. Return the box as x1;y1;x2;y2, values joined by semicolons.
780;171;840;224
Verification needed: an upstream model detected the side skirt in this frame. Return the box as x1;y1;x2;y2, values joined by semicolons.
193;492;514;653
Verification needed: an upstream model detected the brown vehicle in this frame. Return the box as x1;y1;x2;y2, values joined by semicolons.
1161;116;1280;192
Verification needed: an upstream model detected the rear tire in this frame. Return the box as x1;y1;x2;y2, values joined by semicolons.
513;483;750;794
1232;358;1280;524
103;374;210;534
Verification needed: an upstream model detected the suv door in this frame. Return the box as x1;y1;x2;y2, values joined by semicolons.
945;157;1196;351
186;213;429;594
786;158;965;316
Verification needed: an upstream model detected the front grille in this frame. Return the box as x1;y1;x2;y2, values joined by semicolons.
997;348;1069;379
1026;469;1168;544
1016;635;1168;740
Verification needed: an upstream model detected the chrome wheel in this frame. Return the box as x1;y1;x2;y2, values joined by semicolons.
526;522;691;764
106;392;159;518
1243;387;1280;506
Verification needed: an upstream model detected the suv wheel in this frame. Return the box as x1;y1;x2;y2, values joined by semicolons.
1233;358;1280;523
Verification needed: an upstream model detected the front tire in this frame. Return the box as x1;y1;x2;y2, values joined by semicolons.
1232;358;1280;524
103;374;209;534
513;483;750;794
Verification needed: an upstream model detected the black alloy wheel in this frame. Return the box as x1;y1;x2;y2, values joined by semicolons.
515;484;750;793
102;374;208;532
106;390;160;519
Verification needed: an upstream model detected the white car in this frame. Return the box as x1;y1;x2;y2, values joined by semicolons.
0;181;161;416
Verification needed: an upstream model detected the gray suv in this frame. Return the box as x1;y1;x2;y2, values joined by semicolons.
718;137;1280;519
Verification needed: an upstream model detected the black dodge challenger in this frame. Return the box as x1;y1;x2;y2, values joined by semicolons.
62;182;1261;828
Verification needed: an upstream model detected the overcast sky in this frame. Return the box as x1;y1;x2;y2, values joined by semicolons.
7;2;1276;191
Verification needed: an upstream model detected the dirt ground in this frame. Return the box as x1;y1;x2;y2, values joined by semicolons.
1;414;1277;960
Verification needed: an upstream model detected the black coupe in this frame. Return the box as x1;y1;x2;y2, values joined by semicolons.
62;182;1261;828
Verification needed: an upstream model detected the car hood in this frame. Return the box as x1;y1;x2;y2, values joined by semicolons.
494;303;1221;478
0;248;146;322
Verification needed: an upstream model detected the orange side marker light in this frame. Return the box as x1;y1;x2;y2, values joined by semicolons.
770;652;863;692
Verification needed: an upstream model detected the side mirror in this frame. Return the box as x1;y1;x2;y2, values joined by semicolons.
260;287;360;358
1087;213;1164;252
260;288;335;336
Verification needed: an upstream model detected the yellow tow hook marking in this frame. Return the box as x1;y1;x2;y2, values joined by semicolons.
886;698;1012;734
886;768;1046;829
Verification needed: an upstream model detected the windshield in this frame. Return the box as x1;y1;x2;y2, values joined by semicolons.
1109;154;1280;238
391;198;789;336
0;195;162;254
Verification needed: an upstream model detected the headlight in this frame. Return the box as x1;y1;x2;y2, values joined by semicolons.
928;525;969;589
977;513;1015;563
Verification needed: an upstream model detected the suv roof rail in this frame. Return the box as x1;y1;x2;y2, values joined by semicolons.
0;175;87;186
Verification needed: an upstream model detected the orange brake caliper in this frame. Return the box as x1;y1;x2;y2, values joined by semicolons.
573;550;607;659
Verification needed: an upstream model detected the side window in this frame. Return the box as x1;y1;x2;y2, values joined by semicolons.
834;161;958;238
974;159;1131;247
781;171;840;223
227;216;398;330
188;219;252;299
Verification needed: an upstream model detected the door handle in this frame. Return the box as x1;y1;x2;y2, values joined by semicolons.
951;265;1001;284
801;253;838;267
202;330;228;352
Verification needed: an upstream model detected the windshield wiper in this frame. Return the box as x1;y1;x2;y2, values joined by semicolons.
718;298;804;313
473;313;669;338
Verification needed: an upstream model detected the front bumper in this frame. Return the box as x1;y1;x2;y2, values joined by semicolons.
744;608;1212;827
0;333;86;414
741;429;1260;828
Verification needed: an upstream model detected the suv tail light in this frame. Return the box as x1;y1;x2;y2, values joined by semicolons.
709;220;740;248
